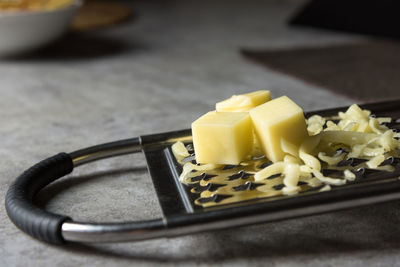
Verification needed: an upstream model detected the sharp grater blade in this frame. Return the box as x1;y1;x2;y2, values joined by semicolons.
142;100;400;230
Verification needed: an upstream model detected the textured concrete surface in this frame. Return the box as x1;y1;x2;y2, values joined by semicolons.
2;0;399;266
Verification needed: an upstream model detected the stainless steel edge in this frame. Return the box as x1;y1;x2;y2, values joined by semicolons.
61;219;167;243
61;189;400;243
70;137;143;167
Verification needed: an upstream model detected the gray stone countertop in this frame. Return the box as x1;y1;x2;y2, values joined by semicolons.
2;0;399;266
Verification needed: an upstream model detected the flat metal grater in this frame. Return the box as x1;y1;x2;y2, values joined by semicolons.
5;100;400;245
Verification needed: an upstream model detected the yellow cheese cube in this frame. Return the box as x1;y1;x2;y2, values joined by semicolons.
249;96;308;162
216;90;271;112
191;111;253;165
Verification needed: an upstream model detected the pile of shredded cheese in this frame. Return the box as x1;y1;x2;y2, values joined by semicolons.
174;104;400;199
257;104;399;194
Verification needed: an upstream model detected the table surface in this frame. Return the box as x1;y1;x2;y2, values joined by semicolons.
2;1;399;266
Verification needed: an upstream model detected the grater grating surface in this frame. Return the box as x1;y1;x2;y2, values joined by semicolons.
144;100;400;217
172;145;400;208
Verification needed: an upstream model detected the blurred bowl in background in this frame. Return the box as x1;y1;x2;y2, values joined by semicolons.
0;0;82;57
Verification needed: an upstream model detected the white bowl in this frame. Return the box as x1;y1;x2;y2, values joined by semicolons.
0;0;82;57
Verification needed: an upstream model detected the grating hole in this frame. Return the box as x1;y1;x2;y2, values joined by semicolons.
259;162;272;169
267;174;281;180
197;195;218;204
197;194;232;204
273;184;285;190
208;183;226;192
322;169;343;178
203;174;218;181
223;165;239;170
233;181;263;191
356;168;379;178
379;156;394;166
191;183;226;193
191;183;209;193
337;158;367;167
228;171;252;181
190;173;217;182
190;173;206;182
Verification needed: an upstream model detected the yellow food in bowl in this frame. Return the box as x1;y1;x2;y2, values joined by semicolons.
0;0;75;11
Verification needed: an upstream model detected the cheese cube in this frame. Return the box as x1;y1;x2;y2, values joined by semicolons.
192;111;253;165
249;96;308;162
215;90;271;157
216;90;271;112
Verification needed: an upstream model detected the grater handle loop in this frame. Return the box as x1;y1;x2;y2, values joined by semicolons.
5;137;146;244
5;153;74;244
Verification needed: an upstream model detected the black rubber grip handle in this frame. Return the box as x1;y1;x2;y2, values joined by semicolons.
5;153;74;244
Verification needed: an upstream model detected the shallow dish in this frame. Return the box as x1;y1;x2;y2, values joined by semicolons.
0;0;82;57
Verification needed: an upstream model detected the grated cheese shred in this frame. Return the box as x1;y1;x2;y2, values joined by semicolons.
174;104;400;200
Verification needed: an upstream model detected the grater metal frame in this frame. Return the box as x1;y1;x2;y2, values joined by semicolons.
5;100;400;244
